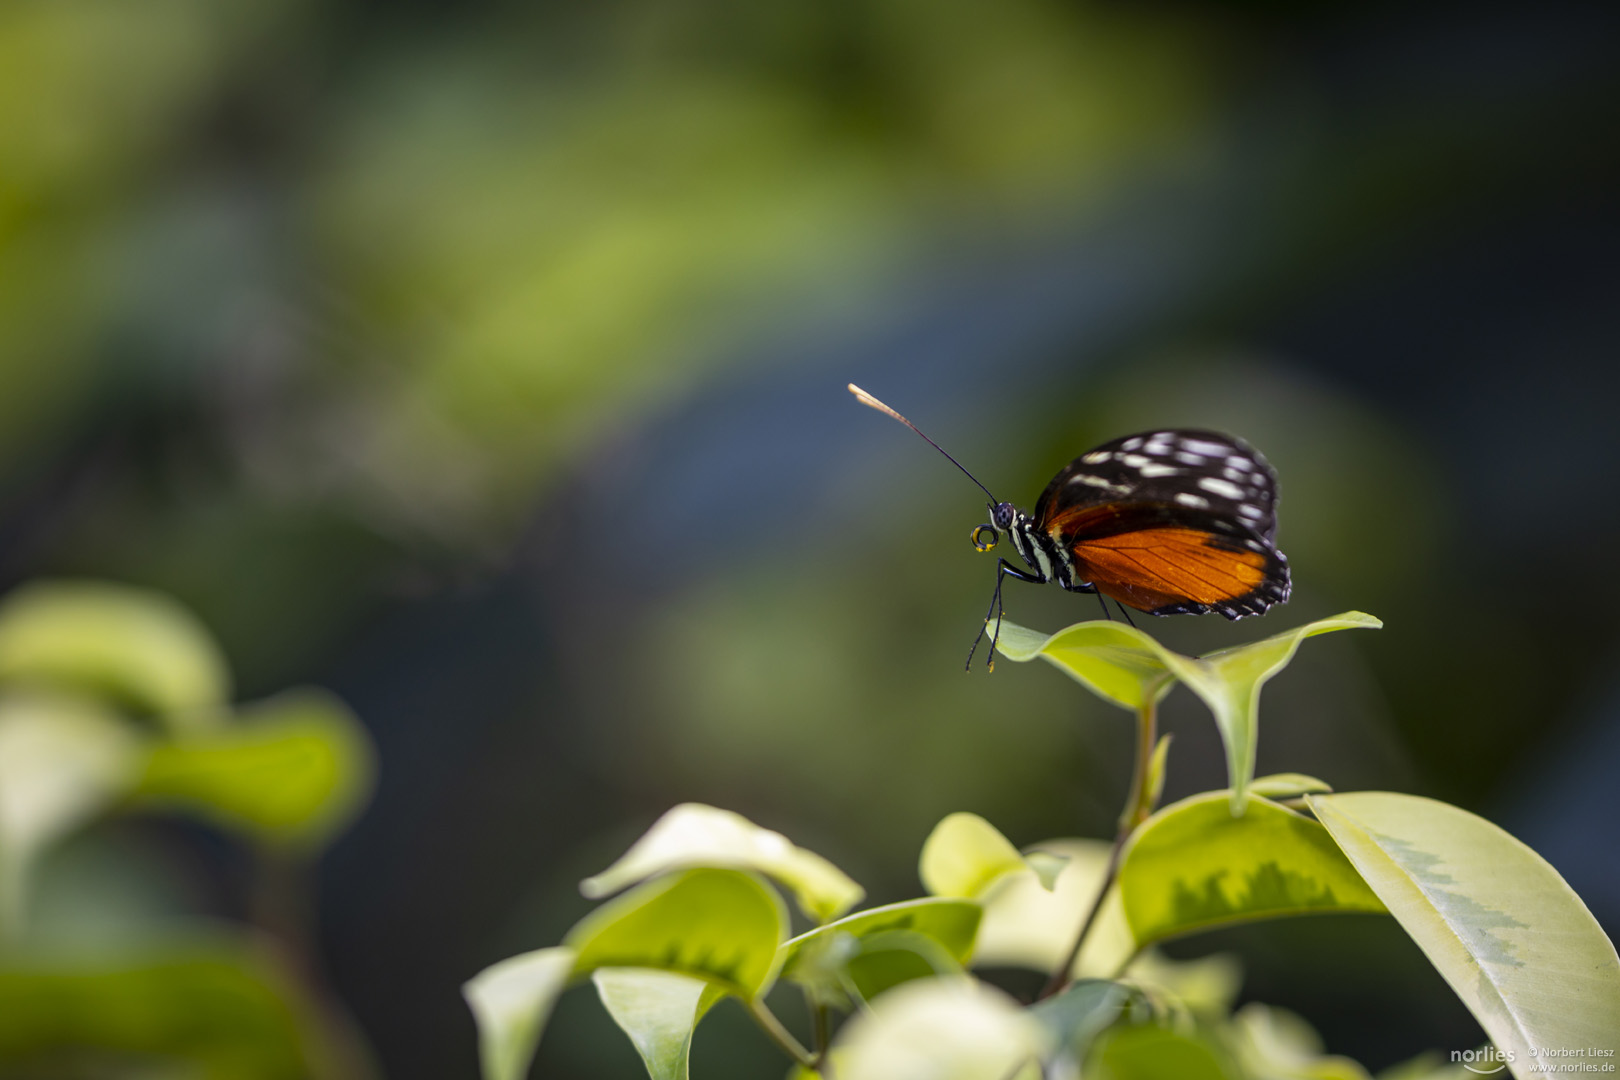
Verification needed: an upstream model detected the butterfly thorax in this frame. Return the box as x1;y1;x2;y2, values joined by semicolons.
1004;511;1081;590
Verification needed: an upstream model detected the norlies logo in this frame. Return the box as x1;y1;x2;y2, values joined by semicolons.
1454;1046;1513;1075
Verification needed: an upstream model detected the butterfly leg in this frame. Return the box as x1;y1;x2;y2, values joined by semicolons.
966;559;1043;672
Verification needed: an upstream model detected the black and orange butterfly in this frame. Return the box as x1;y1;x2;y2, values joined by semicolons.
849;384;1290;668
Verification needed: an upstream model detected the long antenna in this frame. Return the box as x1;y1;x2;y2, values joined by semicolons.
848;384;998;504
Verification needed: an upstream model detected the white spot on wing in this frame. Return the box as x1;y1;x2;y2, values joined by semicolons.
1081;451;1112;464
1174;492;1210;509
1072;474;1130;492
1138;463;1181;477
1122;437;1143;451
1121;454;1151;467
1238;504;1264;519
1181;438;1229;456
1175;451;1206;465
1198;477;1245;499
1226;454;1250;469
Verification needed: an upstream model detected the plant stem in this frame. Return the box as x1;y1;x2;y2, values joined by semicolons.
1038;694;1160;1001
748;997;815;1069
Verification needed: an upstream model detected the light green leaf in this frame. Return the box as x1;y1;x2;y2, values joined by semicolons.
919;812;1035;899
0;581;229;729
1119;792;1385;947
132;690;374;849
1250;774;1334;799
0;692;144;936
1309;792;1620;1069
567;868;788;999
1024;851;1069;892
0;939;366;1080
1164;613;1379;813
593;968;725;1080
989;619;1174;710
832;978;1048;1080
1144;735;1173;814
972;839;1133;979
581;803;862;923
992;614;1379;812
464;946;576;1080
780;897;982;1001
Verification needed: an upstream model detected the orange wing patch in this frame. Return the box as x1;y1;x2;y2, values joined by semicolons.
1070;527;1268;613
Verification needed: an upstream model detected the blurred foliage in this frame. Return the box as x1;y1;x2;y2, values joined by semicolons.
0;580;374;1078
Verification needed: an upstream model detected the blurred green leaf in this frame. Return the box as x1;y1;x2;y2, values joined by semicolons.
1309;792;1620;1068
132;690;373;849
1119;792;1385;948
993;613;1380;811
1089;1024;1236;1080
972;839;1133;979
1230;1003;1372;1080
1025;851;1069;892
0;940;363;1080
464;946;576;1080
0;581;229;729
566;868;788;999
1144;734;1172;815
581;803;862;923
832;978;1047;1080
845;929;968;1003
780;898;982;991
919;812;1035;899
0;692;143;937
1029;979;1127;1063
1250;774;1334;799
593;968;724;1080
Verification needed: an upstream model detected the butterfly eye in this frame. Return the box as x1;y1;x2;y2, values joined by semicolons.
971;524;1000;552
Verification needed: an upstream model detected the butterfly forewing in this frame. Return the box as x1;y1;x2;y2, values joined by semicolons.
1034;429;1290;619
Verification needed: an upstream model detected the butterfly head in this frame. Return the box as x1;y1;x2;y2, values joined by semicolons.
972;502;1021;553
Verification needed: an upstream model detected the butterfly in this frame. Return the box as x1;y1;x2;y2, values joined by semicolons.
849;384;1291;669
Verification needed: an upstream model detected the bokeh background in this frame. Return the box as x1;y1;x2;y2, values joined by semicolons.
2;0;1618;1076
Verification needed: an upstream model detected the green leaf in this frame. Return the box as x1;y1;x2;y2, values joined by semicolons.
1250;774;1334;799
844;930;968;1002
1164;613;1379;813
1029;979;1128;1062
972;839;1133;979
1119;792;1385;948
832;978;1048;1080
566;868;788;999
133;690;374;849
992;614;1380;812
464;946;576;1080
1309;792;1620;1069
0;940;364;1080
777;893;978;990
1089;1024;1236;1080
0;581;229;728
0;692;144;936
989;619;1174;710
919;812;1035;899
592;968;725;1080
1144;734;1172;814
581;803;862;923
